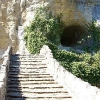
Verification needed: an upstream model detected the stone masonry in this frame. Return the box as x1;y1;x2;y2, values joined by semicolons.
5;54;73;100
40;45;100;100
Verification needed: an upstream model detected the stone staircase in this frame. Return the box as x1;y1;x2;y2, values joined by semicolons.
5;54;73;100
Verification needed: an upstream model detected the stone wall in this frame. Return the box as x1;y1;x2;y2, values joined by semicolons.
0;46;11;100
40;45;100;100
17;26;30;55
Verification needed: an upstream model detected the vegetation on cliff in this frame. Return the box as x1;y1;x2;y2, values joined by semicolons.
24;7;100;87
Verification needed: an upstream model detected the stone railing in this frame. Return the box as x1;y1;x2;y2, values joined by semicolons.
40;45;100;100
0;46;12;100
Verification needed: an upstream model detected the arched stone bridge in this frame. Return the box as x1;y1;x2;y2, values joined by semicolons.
0;26;100;100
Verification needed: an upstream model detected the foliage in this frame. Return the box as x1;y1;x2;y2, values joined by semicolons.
24;31;48;54
24;7;100;87
48;43;100;86
76;20;100;52
85;20;100;51
24;7;65;46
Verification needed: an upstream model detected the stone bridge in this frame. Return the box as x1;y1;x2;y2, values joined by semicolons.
0;0;100;100
0;26;100;100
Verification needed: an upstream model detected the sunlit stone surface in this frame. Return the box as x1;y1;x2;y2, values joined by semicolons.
0;0;100;63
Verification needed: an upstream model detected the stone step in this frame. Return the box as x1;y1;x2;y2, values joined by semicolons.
10;65;47;68
11;60;44;62
8;75;52;79
6;54;72;100
11;58;45;60
18;55;45;57
7;83;63;88
9;70;46;74
6;97;72;100
10;67;47;70
7;88;67;93
9;67;47;71
19;57;45;59
8;81;58;84
9;70;46;73
11;54;44;57
10;66;47;70
11;61;46;63
8;72;50;75
7;86;64;89
11;58;46;61
8;78;54;81
6;92;71;98
9;67;47;70
12;62;46;65
11;57;45;61
10;68;46;71
8;74;52;78
11;55;45;59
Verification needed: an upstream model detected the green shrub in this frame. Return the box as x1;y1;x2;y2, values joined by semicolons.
24;7;65;53
77;21;100;52
48;43;80;62
48;43;100;86
24;31;48;54
24;7;65;46
24;7;100;87
85;20;100;51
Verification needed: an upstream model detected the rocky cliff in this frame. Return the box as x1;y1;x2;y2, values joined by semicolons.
0;0;20;54
0;0;99;63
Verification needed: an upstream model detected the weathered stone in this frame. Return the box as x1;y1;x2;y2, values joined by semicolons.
0;0;99;55
40;45;100;100
0;1;100;99
5;54;72;100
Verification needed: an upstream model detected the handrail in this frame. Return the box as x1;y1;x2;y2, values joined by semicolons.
0;46;12;100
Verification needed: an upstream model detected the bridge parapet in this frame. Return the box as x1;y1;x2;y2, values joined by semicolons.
0;46;12;100
40;45;100;100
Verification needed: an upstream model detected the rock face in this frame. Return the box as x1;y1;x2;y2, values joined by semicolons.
0;0;20;54
22;0;90;27
0;0;99;56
